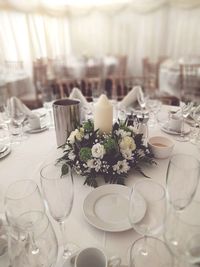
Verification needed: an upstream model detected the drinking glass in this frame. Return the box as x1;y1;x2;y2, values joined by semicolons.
7;212;58;267
4;179;45;255
129;179;166;255
166;154;200;212
164;200;200;263
176;102;193;142
166;154;200;248
146;99;162;127
40;83;55;128
40;162;75;258
129;236;173;267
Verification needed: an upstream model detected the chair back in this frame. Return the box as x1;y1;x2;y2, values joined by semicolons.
180;63;200;103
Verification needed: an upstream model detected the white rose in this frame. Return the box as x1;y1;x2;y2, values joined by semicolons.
68;129;83;144
91;143;105;159
119;136;136;151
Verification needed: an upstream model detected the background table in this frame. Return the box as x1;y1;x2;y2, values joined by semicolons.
0;106;200;266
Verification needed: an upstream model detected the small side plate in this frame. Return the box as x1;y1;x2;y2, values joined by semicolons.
161;123;190;135
26;125;49;134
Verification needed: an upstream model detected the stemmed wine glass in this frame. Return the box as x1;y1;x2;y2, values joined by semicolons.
129;236;173;267
129;179;166;257
176;102;193;142
7;212;58;267
40;162;76;259
4;179;45;255
165;154;200;248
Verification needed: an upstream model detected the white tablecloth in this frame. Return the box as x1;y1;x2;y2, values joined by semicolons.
0;106;200;266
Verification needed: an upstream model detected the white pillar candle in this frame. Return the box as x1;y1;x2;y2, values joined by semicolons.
94;94;113;133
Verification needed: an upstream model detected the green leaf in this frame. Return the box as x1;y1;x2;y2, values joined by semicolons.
61;164;69;177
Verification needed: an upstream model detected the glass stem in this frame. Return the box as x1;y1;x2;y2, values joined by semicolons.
141;235;148;256
59;221;71;258
29;230;39;255
180;117;185;138
170;211;180;247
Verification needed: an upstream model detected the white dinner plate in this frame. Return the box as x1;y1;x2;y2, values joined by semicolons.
161;123;190;135
0;145;11;160
83;184;146;232
26;125;49;134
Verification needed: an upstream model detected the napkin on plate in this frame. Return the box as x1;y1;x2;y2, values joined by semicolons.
9;97;41;129
118;86;143;109
69;87;90;109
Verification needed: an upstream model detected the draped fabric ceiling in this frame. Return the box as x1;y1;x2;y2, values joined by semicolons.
0;0;200;75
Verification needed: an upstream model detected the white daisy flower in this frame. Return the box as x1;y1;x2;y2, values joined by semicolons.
113;160;130;174
87;159;101;172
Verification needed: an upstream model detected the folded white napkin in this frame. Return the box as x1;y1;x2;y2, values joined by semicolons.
119;86;143;109
9;97;41;129
69;87;90;109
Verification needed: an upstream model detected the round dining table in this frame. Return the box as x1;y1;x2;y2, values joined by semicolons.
0;105;200;267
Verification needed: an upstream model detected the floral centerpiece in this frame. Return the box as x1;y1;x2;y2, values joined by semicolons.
58;119;155;187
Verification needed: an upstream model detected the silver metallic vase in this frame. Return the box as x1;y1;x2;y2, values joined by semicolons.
53;99;80;146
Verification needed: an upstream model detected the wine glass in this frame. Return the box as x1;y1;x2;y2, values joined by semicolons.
4;179;45;255
129;236;174;267
129;179;166;255
165;154;200;248
7;212;58;267
166;154;200;211
176;102;193;142
40;162;75;259
146;99;162;127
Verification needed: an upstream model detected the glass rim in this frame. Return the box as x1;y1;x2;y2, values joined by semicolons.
132;178;166;202
40;162;71;181
5;179;39;201
169;153;200;170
